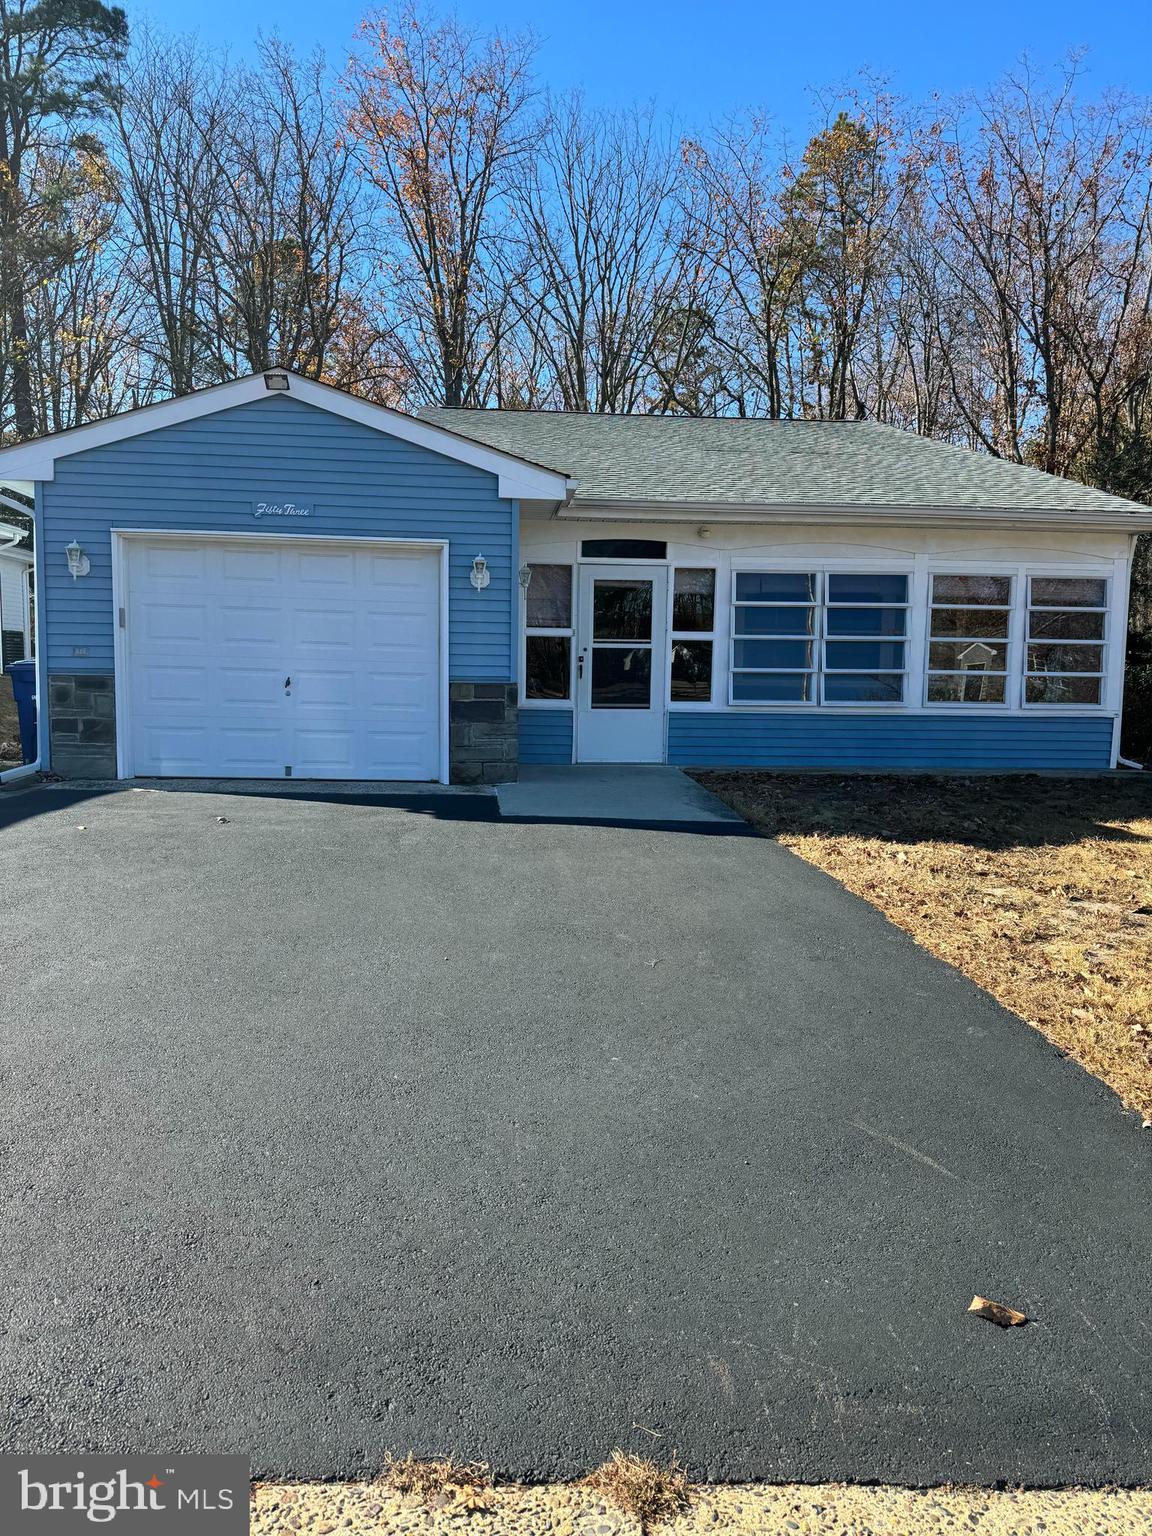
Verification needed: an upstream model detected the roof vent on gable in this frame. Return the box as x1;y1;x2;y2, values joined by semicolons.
264;370;290;392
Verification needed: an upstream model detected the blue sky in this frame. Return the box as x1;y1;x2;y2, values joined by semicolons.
134;0;1145;136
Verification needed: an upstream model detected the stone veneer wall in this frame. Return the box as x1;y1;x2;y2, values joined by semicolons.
449;682;518;785
47;674;518;784
49;674;118;778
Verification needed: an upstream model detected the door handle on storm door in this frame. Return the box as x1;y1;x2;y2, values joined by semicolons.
577;652;585;679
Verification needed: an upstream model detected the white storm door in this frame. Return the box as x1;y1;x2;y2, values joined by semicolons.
575;564;668;763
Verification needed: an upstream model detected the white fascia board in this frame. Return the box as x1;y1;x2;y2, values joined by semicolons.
558;500;1152;531
286;377;574;500
0;373;575;504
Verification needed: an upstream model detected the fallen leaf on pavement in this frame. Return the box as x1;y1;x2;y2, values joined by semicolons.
968;1294;1028;1327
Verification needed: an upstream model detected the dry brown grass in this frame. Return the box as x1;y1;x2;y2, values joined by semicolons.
694;772;1152;1122
251;1480;1152;1535
583;1451;691;1528
378;1452;493;1510
0;674;21;765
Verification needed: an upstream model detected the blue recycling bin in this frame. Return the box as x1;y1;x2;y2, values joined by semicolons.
6;659;37;764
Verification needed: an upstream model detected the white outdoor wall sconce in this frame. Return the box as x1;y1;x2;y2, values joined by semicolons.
470;554;490;590
65;540;90;579
518;563;533;591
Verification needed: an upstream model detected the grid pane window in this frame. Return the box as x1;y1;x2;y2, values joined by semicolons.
821;573;908;702
731;571;908;705
523;563;574;703
1025;577;1106;706
927;574;1011;705
732;571;818;702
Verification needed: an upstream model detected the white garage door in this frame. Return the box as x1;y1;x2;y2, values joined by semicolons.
121;536;443;780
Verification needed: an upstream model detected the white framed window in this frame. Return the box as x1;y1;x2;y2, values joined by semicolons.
729;570;909;706
731;570;817;703
669;567;716;704
522;562;574;706
1024;575;1108;707
925;574;1013;705
924;569;1111;709
822;573;909;703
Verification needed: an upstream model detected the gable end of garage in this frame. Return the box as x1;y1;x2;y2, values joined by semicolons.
36;395;525;784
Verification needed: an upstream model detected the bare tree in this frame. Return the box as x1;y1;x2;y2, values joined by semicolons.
506;96;687;413
208;41;369;383
345;3;537;408
681;116;807;417
922;61;1152;472
108;30;237;397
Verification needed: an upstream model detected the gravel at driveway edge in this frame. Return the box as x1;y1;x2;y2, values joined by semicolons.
252;1481;1152;1534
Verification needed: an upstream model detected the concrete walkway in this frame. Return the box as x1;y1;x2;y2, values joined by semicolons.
496;765;747;825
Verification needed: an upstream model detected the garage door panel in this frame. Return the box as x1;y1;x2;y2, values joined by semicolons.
293;607;355;649
139;602;209;644
293;668;357;707
216;726;291;773
294;729;356;774
217;667;288;706
219;605;284;646
135;724;213;773
363;669;434;709
141;545;209;581
360;730;435;774
294;551;357;586
361;609;438;649
123;538;442;780
220;547;284;583
138;665;212;705
367;549;433;580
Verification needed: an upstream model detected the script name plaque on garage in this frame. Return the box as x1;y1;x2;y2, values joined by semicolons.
252;498;313;519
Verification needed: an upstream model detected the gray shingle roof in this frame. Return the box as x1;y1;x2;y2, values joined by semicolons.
420;410;1149;517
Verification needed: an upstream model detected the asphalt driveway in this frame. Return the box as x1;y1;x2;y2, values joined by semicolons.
1;782;1149;1485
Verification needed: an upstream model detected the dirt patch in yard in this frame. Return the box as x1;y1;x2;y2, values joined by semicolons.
692;773;1152;1123
0;673;21;767
251;1480;1152;1534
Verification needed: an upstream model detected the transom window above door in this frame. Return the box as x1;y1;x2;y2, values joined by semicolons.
730;571;909;704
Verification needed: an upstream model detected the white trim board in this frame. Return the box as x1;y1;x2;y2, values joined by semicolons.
0;373;577;505
110;528;451;785
557;501;1152;532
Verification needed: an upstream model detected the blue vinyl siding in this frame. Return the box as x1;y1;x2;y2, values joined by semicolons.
667;711;1114;771
39;395;515;680
519;709;574;763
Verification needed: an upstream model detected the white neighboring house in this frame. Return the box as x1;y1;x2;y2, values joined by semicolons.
0;519;34;666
